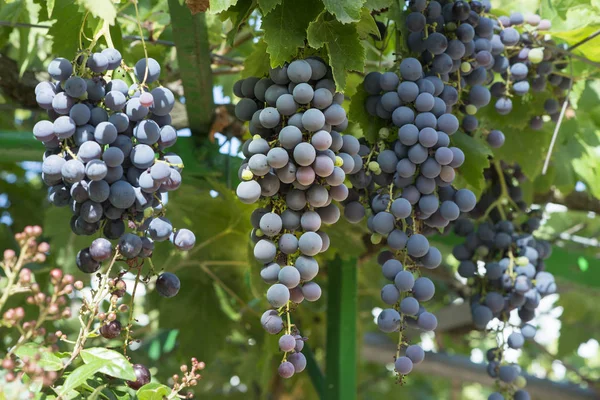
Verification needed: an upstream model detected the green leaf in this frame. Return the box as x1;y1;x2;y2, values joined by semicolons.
208;0;239;13
14;343;63;371
48;0;85;56
221;0;255;45
258;0;282;15
307;12;365;91
78;0;116;25
47;0;55;17
450;132;492;197
59;361;104;395
356;8;379;39
241;39;270;78
347;80;385;143
365;0;393;10
80;348;136;381
322;0;365;24
262;0;324;67
136;383;171;400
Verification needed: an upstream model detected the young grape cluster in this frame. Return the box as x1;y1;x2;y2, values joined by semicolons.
343;57;477;378
33;50;194;297
233;57;353;378
405;0;566;148
452;165;556;400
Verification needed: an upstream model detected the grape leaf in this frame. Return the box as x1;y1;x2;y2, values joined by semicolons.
307;12;365;91
365;0;393;10
322;0;365;24
47;0;85;56
208;0;239;13
258;0;282;15
221;0;255;45
262;0;323;67
78;0;116;25
450;132;492;197
348;81;385;143
356;8;380;39
242;39;270;78
80;348;136;380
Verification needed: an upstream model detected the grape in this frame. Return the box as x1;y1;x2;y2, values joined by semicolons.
413;277;435;301
372;212;395;235
298;232;323;256
513;390;530;400
426;33;448;55
125;98;149;122
495;97;513;115
259;107;281;129
130;144;155;169
344;202;365;223
469;85;491;108
99;320;122;339
68;103;91;126
52;92;74;115
440;201;460;220
395;270;415;291
293;142;316;166
302;281;322;301
147;217;173;242
48;57;73;81
419;128;439;148
377;308;401;333
288;352;306;373
85;160;108;181
134;57;161;83
261;309;284;334
302;109;325;132
261;263;281;284
279;266;301;289
417;312;438;331
454;188;476;212
415;93;435;112
89;107;108;126
381;284;400;305
287;60;312;83
86;79;105;102
278;361;295;379
473;305;493;329
127;364;151;390
235;98;258;121
101;48;122;69
487;130;505;148
155;272;180;298
394;356;413;375
406;12;426;32
400;58;423;81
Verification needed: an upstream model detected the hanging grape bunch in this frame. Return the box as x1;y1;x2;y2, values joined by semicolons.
404;0;568;148
452;164;555;400
33;49;194;297
345;57;477;380
233;57;356;378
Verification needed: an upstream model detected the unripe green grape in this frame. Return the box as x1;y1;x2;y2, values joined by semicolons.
335;156;344;167
256;229;264;237
446;22;457;31
371;233;382;244
515;375;527;388
516;256;529;266
368;161;380;172
241;169;254;181
465;104;477;115
528;48;544;64
379;127;390;139
461;62;471;73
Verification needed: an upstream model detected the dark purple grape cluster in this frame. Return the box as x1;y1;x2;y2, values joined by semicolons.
452;165;556;400
33;50;193;297
346;57;477;378
233;57;355;379
404;0;566;148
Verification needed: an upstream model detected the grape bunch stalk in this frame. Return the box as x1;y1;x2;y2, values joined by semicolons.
33;50;195;299
452;164;556;400
345;57;477;379
233;57;357;378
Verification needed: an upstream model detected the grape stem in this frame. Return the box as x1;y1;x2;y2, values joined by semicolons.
132;0;150;87
62;250;121;372
123;261;142;355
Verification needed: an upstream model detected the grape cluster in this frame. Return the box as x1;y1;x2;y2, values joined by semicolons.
233;57;353;378
404;0;567;148
33;50;194;295
344;57;477;378
452;165;556;400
